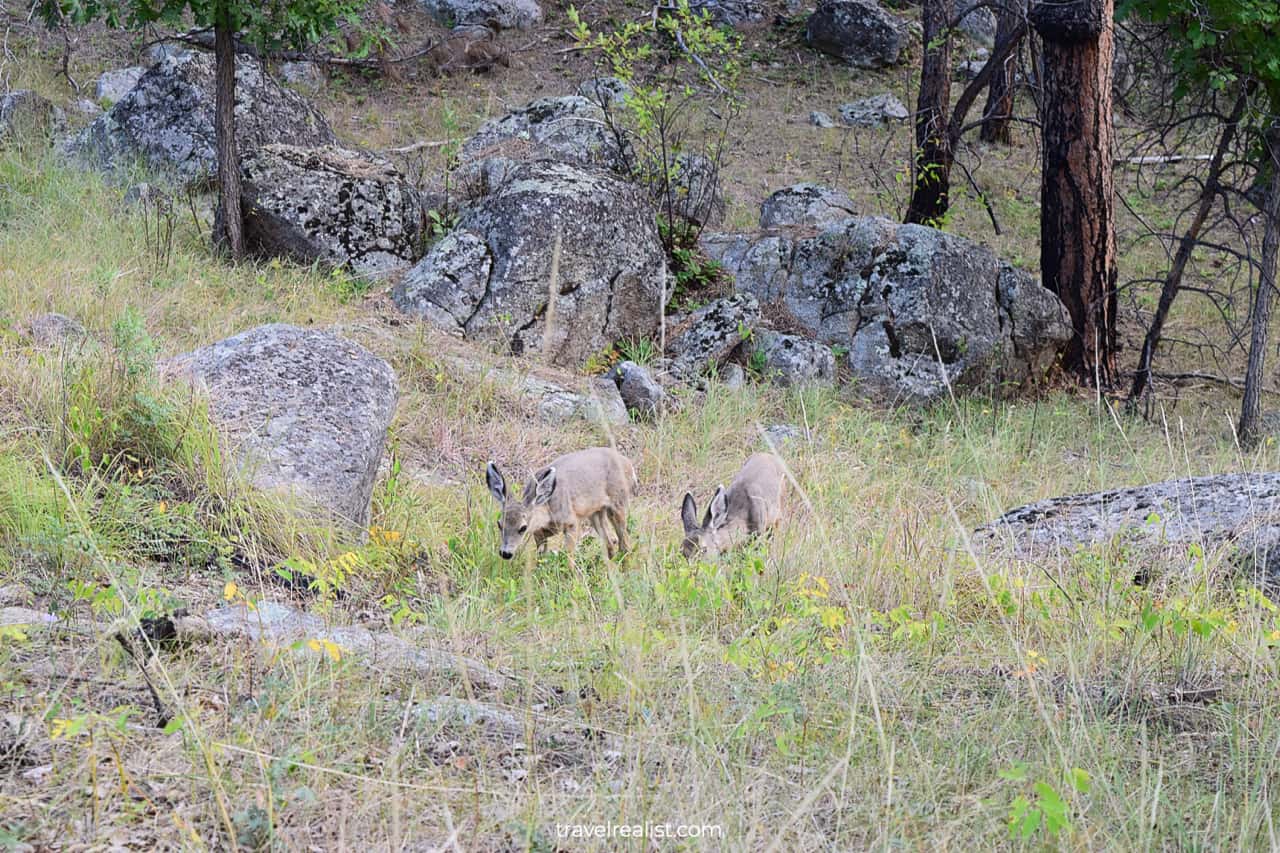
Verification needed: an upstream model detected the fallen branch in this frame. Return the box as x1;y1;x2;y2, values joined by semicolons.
1148;371;1280;396
1114;154;1214;166
383;140;450;155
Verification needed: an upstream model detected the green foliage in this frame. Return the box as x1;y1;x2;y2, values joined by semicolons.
1001;765;1090;841
1118;0;1280;104
37;0;365;53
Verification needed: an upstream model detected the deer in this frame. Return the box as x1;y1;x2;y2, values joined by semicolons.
486;447;636;567
680;452;787;559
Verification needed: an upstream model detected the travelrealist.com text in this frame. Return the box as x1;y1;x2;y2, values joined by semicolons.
555;822;725;840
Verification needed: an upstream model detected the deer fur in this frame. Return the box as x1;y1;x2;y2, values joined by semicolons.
486;447;636;565
681;453;786;558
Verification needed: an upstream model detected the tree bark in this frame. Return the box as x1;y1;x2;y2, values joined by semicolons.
212;13;244;260
1031;0;1118;386
979;0;1023;144
905;0;953;226
1128;88;1247;406
1239;130;1280;449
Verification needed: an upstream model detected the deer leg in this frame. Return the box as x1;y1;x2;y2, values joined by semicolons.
607;506;629;556
562;524;580;572
588;512;614;558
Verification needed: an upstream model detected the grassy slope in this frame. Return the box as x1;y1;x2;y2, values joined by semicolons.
4;4;1280;850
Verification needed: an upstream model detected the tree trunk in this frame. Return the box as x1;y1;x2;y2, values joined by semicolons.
979;0;1023;144
1031;0;1118;386
1128;89;1247;406
1239;130;1280;449
905;0;953;226
212;14;244;260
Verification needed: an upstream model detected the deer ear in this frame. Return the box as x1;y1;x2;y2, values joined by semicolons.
681;493;700;533
531;466;557;505
486;462;507;503
708;486;728;529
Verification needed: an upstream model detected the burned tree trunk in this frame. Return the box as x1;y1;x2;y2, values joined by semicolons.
1031;0;1118;386
980;0;1024;144
1239;130;1280;448
905;0;953;226
212;15;245;260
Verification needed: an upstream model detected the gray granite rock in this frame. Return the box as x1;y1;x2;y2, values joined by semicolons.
806;0;908;68
669;293;760;380
163;324;397;532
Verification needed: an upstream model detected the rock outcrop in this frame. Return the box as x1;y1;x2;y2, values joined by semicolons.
241;144;424;279
69;52;336;184
702;217;1070;403
419;0;542;30
460;96;627;173
974;473;1280;588
393;160;667;368
668;293;760;380
164;324;398;533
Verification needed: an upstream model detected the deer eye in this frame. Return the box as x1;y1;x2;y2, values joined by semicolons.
518;524;528;534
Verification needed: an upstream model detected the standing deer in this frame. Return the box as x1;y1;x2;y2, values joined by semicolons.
486;447;635;566
680;453;787;559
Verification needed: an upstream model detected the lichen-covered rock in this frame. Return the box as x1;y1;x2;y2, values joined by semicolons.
163;324;397;532
0;91;64;145
241;144;424;279
94;66;145;104
577;76;632;107
461;96;625;171
525;375;628;426
806;0;908;68
68;52;336;184
668;293;760;380
760;183;856;228
701;217;1070;403
753;331;836;386
280;61;324;90
608;360;666;419
974;473;1280;587
419;0;541;30
839;93;909;128
393;160;667;368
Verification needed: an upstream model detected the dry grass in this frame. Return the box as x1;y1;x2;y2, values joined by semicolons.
4;3;1280;849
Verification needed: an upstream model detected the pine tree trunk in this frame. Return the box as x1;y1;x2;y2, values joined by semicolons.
905;0;953;226
212;16;244;260
979;1;1023;144
1031;0;1118;386
1128;89;1246;405
1239;131;1280;449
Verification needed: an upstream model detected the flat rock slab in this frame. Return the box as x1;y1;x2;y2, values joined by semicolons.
974;472;1280;571
198;601;508;690
163;324;397;532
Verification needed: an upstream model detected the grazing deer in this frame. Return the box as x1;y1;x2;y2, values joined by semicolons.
680;453;787;559
486;447;635;566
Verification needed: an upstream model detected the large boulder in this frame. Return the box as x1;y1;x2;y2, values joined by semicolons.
241;144;424;279
163;325;398;533
420;0;541;30
760;183;856;229
668;293;760;380
702;217;1070;403
805;0;908;68
460;96;626;173
392;160;667;368
974;473;1280;587
68;52;336;184
0;91;64;145
956;4;997;46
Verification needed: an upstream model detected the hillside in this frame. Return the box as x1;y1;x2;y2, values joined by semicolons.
4;0;1280;849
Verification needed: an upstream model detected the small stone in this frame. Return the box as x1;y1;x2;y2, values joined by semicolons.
24;313;86;348
608;360;666;419
721;363;746;389
809;110;837;128
280;61;324;90
839;93;909;128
